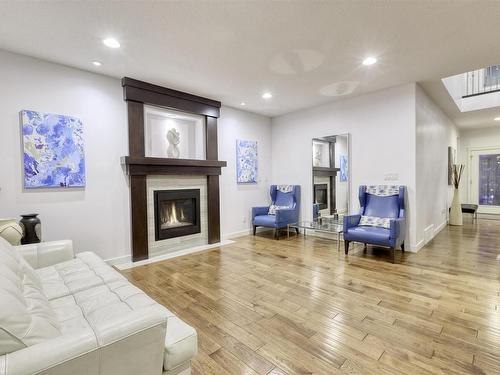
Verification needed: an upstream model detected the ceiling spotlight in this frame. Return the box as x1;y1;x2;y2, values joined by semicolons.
495;117;500;121
92;61;102;66
103;38;120;48
240;102;246;106
262;92;273;99
362;56;377;66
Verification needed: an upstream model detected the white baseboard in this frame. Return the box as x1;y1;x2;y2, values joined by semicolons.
223;228;253;239
223;227;274;240
410;240;424;253
434;220;447;236
113;240;234;270
410;220;447;253
477;213;500;221
105;254;132;266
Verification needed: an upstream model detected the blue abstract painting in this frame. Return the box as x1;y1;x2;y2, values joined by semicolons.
236;139;257;183
21;110;86;188
340;155;348;182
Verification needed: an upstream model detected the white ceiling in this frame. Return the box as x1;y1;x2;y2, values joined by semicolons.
1;1;500;126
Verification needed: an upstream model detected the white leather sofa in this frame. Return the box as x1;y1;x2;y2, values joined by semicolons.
0;237;197;375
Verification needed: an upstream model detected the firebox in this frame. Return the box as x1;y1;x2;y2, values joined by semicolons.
154;189;201;240
314;183;328;210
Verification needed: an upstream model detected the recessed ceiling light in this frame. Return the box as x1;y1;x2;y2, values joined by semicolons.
495;117;500;121
103;38;120;49
92;61;102;66
362;56;377;66
240;102;246;106
262;92;273;99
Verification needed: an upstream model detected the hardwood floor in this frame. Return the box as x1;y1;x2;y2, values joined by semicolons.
122;220;500;374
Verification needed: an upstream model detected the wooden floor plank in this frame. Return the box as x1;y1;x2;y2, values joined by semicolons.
122;219;500;374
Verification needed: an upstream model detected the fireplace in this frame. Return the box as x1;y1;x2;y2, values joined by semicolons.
314;183;328;210
154;189;200;240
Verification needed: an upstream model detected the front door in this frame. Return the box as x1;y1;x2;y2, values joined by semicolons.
469;147;500;214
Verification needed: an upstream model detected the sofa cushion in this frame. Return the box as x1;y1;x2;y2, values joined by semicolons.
359;215;391;229
0;237;61;355
36;251;127;300
364;194;399;219
275;190;294;207
346;226;390;245
253;214;277;227
267;204;291;215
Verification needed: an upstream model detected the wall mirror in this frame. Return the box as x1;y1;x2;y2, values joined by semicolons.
312;134;350;221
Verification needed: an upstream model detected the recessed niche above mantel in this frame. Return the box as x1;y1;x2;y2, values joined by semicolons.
144;106;206;160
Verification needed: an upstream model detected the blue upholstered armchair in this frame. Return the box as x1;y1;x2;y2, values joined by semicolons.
343;185;406;262
252;185;301;239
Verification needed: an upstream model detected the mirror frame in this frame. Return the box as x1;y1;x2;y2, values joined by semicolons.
311;133;350;220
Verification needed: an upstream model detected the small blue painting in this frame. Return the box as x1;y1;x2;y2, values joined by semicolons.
21;110;86;189
236;139;257;184
340;155;348;182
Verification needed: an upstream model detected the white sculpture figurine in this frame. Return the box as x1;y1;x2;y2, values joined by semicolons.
166;128;180;158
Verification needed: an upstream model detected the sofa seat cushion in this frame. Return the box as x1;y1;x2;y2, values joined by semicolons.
346;226;390;245
0;237;61;355
37;251;127;300
163;316;198;371
47;278;164;344
253;214;277;227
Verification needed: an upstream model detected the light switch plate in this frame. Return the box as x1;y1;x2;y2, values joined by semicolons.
384;173;399;181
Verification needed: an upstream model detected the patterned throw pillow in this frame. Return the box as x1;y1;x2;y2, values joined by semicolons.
268;204;291;215
359;215;391;229
366;185;400;196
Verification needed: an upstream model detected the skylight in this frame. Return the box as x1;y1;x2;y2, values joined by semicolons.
442;64;500;112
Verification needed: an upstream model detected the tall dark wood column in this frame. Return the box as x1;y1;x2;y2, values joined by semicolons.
122;77;225;261
206;116;220;244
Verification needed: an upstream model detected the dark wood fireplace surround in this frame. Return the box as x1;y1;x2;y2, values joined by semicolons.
121;77;227;262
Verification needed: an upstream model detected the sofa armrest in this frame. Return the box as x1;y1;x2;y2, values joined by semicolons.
92;305;168;346
252;206;269;219
389;218;406;240
343;215;361;233
92;305;169;375
14;240;74;269
275;207;298;225
1;328;97;375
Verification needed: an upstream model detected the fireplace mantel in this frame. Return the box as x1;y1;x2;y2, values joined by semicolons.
122;77;226;261
122;156;227;176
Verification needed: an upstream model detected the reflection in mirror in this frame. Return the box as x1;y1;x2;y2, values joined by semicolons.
312;134;350;221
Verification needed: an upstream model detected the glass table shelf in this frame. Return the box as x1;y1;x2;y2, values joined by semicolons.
287;217;343;251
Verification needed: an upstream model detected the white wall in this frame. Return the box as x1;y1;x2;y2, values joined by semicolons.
218;106;272;237
415;84;458;249
458;127;500;202
0;50;130;260
0;50;273;260
271;84;418;248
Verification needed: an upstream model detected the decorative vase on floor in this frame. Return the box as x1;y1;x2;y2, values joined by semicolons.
0;218;23;245
449;188;463;226
20;213;42;244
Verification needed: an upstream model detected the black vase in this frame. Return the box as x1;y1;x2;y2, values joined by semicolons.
20;214;41;244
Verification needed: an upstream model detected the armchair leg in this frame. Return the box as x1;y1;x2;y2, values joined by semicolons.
391;248;395;264
275;229;279;240
295;227;299;235
253;225;257;236
363;243;367;252
401;242;405;252
344;240;350;255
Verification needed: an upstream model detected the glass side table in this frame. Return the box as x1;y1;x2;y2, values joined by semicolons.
287;218;343;251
